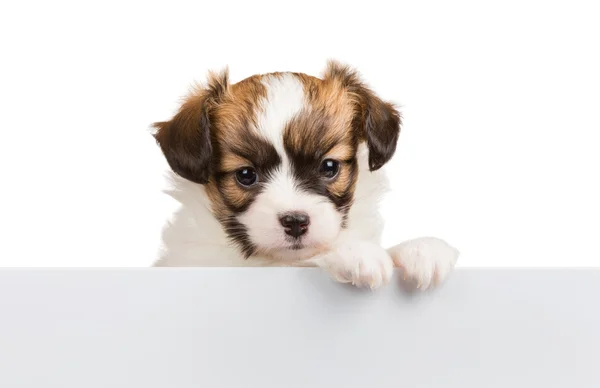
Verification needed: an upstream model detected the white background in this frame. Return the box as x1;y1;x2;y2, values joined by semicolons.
0;0;598;267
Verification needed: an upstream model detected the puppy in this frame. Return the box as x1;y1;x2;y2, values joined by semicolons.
152;60;459;290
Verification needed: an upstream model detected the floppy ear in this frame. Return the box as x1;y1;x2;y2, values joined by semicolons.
152;68;229;184
323;60;401;171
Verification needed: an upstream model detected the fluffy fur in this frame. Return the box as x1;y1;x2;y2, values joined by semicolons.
152;60;458;290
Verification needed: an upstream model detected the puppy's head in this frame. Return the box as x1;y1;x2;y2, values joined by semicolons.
153;60;401;261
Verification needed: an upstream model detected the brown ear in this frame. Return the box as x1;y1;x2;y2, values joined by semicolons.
152;68;229;184
323;60;401;171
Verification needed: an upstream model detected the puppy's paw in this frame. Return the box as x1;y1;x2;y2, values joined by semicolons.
388;237;459;290
318;241;394;290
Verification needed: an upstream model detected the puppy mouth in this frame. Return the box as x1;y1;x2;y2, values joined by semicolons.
264;239;330;261
283;238;329;253
289;243;305;251
284;237;305;251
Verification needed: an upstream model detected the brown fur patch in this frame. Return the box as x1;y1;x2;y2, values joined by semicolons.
325;143;355;161
321;60;402;171
203;75;277;217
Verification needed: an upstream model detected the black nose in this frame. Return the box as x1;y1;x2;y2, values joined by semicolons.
279;212;310;238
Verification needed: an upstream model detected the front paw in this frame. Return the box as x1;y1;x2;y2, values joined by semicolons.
388;237;459;290
317;241;394;290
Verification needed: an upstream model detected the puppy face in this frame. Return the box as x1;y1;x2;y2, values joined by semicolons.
153;61;401;261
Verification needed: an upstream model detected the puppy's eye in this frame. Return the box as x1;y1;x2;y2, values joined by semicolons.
235;167;258;187
319;159;340;179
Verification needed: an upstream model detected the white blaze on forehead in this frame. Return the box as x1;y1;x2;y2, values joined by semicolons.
256;73;306;157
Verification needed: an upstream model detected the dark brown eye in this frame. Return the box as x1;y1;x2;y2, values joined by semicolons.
319;159;340;179
235;167;258;187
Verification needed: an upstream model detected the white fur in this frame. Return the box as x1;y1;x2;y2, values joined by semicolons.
154;74;459;290
256;74;306;158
